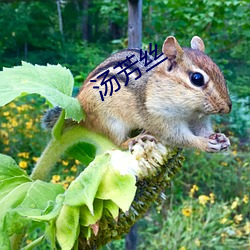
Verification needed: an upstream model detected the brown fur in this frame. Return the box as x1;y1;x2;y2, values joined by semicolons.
77;36;232;152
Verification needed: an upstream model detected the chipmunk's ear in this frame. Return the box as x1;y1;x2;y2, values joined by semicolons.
191;36;205;52
162;36;184;61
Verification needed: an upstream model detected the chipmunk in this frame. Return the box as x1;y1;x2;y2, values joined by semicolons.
43;36;232;153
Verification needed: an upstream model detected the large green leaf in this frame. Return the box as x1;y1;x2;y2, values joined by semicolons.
56;205;80;250
63;154;110;213
65;142;96;165
96;167;136;212
0;62;85;121
0;150;140;249
0;154;65;248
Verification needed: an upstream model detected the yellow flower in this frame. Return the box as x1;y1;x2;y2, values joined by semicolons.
189;184;199;198
234;214;243;224
19;161;28;169
66;176;75;182
4;147;10;152
194;238;201;247
179;247;186;250
18;152;30;159
0;130;8;138
236;229;242;237
62;160;69;166
235;157;242;163
182;207;192;217
198;195;210;206
220;217;228;224
209;193;215;204
221;232;227;238
17;105;31;112
32;157;39;162
231;198;240;209
75;160;81;165
11;119;18;127
70;165;77;172
3;138;9;145
63;182;69;189
3;111;9;116
195;150;200;155
221;162;228;167
9;102;16;108
26;239;32;244
232;150;237;156
26;121;33;129
243;195;248;204
244;221;250;234
51;175;61;183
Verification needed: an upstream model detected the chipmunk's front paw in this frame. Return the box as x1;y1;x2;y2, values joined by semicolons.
128;134;156;152
206;133;230;152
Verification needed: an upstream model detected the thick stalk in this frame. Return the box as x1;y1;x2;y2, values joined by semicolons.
30;126;118;181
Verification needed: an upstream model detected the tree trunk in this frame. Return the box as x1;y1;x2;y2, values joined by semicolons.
128;0;142;48
82;0;89;41
125;224;137;250
56;0;63;36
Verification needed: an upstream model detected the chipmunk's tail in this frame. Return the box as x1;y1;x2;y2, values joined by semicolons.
41;106;62;130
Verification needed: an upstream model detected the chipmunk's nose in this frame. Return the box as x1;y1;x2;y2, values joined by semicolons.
219;101;232;114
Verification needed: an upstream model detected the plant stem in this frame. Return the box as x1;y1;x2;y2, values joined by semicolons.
30;126;118;181
10;232;25;250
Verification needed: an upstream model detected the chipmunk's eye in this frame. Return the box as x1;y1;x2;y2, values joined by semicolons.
190;72;204;87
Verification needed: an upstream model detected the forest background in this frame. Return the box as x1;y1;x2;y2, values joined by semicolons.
0;0;249;249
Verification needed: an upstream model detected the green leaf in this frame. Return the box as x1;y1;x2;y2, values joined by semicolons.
80;226;92;240
0;154;65;244
0;182;33;247
1;181;64;238
20;181;64;213
56;205;80;250
79;199;103;227
45;220;56;249
0;62;85;122
64;154;111;213
96;167;136;212
26;196;64;222
0;154;30;181
52;109;66;139
0;231;10;250
0;182;33;218
103;200;119;219
65;142;96;165
64;150;137;214
0;176;32;201
3;210;31;237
